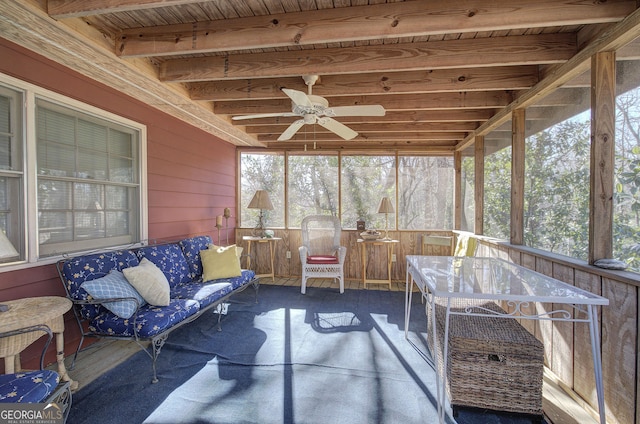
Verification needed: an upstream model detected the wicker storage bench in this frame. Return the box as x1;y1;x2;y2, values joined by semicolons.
427;299;544;418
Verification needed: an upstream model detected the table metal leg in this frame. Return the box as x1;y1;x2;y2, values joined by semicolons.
588;305;606;424
404;269;413;338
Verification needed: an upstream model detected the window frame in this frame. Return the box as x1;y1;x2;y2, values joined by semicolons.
0;72;148;271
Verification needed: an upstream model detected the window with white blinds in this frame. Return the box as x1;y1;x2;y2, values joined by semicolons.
36;99;141;256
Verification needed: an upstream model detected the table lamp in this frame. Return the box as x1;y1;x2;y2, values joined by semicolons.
248;190;274;237
377;196;394;240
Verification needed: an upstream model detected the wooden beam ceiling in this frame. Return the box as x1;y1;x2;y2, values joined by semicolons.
4;0;637;151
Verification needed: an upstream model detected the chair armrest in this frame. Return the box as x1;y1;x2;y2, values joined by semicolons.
0;325;53;370
299;246;309;261
337;246;347;264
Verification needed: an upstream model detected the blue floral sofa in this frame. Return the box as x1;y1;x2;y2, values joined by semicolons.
56;235;258;383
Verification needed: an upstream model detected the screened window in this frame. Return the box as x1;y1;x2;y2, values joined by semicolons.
460;154;475;232
240;151;456;231
483;122;512;241
341;155;395;230
36;99;141;256
288;154;338;227
613;56;640;272
240;152;285;230
398;156;453;230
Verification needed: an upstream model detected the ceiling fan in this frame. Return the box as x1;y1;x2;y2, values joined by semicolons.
231;75;385;141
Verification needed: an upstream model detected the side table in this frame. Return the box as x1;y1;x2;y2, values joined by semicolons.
0;296;78;391
357;238;399;289
243;236;281;282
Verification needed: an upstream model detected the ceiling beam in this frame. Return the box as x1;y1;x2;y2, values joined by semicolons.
257;132;467;142
229;110;496;126
160;33;576;82
188;66;539;101
214;92;513;115
458;6;640;150
245;122;478;135
114;0;635;57
47;0;206;19
262;141;457;153
1;0;261;147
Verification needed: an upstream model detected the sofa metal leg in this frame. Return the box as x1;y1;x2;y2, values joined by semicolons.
150;333;169;383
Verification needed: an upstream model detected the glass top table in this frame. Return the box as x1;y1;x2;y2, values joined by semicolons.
404;256;609;424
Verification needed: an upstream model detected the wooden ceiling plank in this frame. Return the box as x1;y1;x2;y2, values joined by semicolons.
47;0;207;19
159;33;576;82
188;65;540;101
114;0;635;57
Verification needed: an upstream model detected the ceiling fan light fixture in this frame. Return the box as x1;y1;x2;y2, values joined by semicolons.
233;75;385;141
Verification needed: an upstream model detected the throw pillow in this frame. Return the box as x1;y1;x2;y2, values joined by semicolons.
83;270;146;319
123;257;171;306
201;244;242;281
208;244;244;259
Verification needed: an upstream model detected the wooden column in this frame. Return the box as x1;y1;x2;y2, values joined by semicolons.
511;109;525;245
474;136;484;235
454;150;462;230
589;51;615;263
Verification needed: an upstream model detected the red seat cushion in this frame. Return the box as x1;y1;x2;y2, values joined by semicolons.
307;255;339;264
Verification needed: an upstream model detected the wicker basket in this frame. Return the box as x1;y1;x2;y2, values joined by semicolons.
427;298;544;417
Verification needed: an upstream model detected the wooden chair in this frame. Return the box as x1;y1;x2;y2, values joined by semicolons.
422;235;454;256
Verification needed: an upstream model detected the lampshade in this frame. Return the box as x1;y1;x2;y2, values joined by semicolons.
248;190;274;211
377;197;394;214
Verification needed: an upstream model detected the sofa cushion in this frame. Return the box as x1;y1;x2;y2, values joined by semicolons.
0;370;60;403
88;299;200;338
179;235;213;280
83;270;146;318
60;250;140;320
136;244;191;287
123;258;171;306
170;281;233;309
201;244;242;281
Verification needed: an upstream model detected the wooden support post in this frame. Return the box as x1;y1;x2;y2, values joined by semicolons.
454;150;462;230
474;136;484;235
589;51;615;263
511;109;525;245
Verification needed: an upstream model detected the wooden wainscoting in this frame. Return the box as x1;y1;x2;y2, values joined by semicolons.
235;228;453;282
475;237;639;424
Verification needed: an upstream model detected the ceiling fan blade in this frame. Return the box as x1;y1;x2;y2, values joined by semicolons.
326;105;386;117
232;112;297;121
278;119;306;141
282;88;313;108
317;117;358;140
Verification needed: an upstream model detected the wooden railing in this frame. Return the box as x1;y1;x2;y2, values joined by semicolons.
235;228;637;424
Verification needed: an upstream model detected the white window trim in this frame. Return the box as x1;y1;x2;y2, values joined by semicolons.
0;72;148;272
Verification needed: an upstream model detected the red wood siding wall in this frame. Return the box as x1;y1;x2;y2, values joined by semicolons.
0;38;237;367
